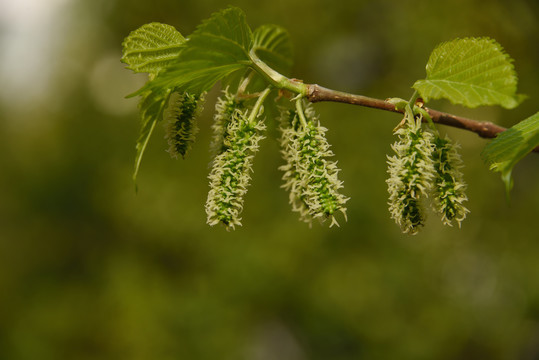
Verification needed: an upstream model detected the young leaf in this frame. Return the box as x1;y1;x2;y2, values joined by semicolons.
133;88;172;184
223;25;294;93
252;24;293;75
142;7;253;94
482;112;539;195
413;38;523;109
121;23;185;75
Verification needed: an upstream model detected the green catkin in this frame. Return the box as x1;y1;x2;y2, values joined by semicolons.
431;136;469;227
279;99;348;227
279;107;312;224
210;89;245;156
386;111;436;234
164;91;205;159
205;91;267;230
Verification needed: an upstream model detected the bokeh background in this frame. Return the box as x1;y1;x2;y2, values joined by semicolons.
1;0;539;359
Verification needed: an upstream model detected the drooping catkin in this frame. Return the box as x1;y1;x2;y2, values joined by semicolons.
279;107;312;224
386;111;435;234
164;91;205;159
210;89;245;156
431;135;469;227
205;89;266;230
279;99;348;227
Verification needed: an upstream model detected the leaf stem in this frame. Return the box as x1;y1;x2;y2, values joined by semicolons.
295;97;309;128
417;107;438;134
249;49;307;95
237;70;255;95
408;90;420;108
248;87;271;126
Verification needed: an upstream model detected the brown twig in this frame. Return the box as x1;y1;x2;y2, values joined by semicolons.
306;84;539;153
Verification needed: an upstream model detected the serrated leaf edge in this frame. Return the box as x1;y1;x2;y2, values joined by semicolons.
413;37;523;109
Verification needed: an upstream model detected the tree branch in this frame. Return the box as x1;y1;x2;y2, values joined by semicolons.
306;84;539;153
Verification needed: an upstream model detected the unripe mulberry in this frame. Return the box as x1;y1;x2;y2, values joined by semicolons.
164;91;205;159
279;99;348;227
205;90;266;230
386;111;435;234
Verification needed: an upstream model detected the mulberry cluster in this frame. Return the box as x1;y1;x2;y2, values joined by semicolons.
386;111;435;234
157;83;468;233
431;136;469;227
210;89;245;156
387;109;469;234
279;99;348;227
164;91;205;159
205;89;266;230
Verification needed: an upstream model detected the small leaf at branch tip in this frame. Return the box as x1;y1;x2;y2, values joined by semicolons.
414;37;522;109
252;24;294;75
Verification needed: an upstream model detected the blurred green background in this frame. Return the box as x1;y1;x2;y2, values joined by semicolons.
1;0;539;359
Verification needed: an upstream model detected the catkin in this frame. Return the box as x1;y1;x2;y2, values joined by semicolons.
164;91;205;159
205;90;265;230
431;136;469;227
386;111;435;234
279;100;348;227
210;89;245;157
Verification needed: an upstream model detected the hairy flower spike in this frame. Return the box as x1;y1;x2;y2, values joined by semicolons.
279;107;312;224
164;91;205;159
205;89;269;230
387;111;436;234
279;99;349;227
431;136;469;227
210;88;246;156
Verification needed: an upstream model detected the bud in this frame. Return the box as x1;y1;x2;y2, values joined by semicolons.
164;91;205;159
205;89;267;230
279;100;348;227
386;111;435;234
431;136;469;227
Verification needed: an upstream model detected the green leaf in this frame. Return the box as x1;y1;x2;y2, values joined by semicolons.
482;112;539;195
121;23;185;75
143;7;253;94
220;25;294;93
252;24;293;75
413;38;524;109
126;8;255;186
133;88;172;185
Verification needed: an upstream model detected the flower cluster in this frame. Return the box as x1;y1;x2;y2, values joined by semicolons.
210;89;245;156
387;110;469;234
164;91;205;159
279;99;348;227
205;89;266;230
386;112;435;234
431;136;469;227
